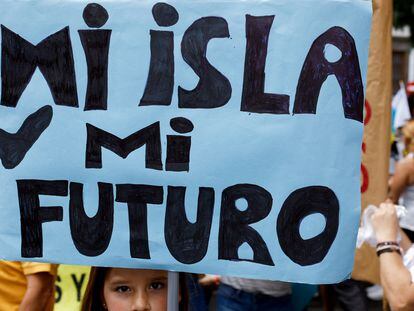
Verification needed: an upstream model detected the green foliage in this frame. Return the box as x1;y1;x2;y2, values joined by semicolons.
394;0;414;43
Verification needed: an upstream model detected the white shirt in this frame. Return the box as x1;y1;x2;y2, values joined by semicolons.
399;154;414;231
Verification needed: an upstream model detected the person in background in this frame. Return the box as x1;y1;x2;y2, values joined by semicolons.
0;261;57;311
214;276;292;311
81;267;188;311
389;120;414;240
329;279;369;311
371;202;414;310
186;274;208;311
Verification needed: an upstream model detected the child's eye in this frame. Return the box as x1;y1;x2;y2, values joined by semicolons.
149;282;165;290
115;285;131;293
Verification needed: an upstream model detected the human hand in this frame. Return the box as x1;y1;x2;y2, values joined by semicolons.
199;274;220;286
371;202;399;243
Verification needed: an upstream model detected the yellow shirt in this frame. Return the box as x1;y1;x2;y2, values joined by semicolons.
0;261;58;311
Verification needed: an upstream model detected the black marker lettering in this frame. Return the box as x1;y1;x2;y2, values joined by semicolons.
140;3;178;106
277;186;339;266
17;180;68;257
69;182;114;256
219;184;274;266
1;26;78;107
116;184;163;259
85;122;162;170
165;186;214;264
241;15;289;114
166;117;193;172
293;27;364;122
55;275;62;303
0;105;52;169
79;3;111;110
178;17;232;109
71;273;86;301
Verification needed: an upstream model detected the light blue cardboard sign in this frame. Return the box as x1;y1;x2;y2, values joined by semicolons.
0;0;371;284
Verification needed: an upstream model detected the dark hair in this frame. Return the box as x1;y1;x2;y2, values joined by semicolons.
81;267;188;311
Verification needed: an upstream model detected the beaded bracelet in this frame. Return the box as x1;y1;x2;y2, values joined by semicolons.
377;241;399;248
376;243;400;250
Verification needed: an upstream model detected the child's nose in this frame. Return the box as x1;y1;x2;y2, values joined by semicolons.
131;291;151;311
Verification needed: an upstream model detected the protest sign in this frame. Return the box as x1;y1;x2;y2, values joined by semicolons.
0;0;371;283
353;0;393;285
55;265;90;311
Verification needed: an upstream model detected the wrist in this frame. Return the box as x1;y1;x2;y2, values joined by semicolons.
376;241;402;257
377;247;402;257
376;234;398;244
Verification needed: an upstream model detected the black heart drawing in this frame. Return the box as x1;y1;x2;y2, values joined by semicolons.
0;105;53;169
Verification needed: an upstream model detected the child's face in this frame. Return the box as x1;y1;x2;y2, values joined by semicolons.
103;268;168;311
